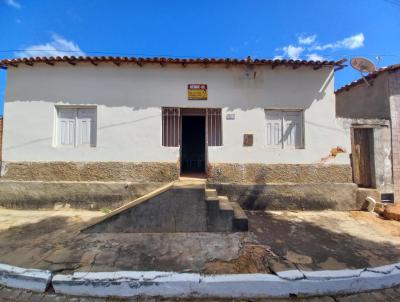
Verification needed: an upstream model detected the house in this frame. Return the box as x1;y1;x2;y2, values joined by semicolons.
0;56;355;209
336;64;400;202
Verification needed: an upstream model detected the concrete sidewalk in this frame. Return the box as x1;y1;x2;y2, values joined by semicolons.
0;208;399;274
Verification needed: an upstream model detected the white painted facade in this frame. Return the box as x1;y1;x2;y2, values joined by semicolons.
3;62;350;164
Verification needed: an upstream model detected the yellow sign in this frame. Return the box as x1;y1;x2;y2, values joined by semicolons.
188;84;207;100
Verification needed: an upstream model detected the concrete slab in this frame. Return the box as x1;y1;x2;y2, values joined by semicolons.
249;210;400;271
0;263;51;292
0;208;247;273
0;208;399;276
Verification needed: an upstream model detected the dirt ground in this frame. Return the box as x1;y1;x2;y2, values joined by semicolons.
0;208;399;274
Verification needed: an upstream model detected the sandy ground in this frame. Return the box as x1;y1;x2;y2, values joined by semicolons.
0;208;399;274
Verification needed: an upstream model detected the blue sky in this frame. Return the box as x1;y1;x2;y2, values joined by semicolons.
1;0;400;116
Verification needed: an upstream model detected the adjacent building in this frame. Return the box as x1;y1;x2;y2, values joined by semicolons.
336;64;400;202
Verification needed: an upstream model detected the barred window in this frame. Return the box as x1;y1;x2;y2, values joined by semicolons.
162;107;180;147
207;108;222;146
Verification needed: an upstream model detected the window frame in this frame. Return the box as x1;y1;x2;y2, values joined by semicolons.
54;105;97;148
264;109;304;149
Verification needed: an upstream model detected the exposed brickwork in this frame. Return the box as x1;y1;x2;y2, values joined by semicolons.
389;70;400;201
0;117;3;162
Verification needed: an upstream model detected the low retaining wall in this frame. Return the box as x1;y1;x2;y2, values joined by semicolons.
1;262;399;298
0;161;179;182
209;183;360;210
0;181;164;210
84;184;207;233
207;163;352;184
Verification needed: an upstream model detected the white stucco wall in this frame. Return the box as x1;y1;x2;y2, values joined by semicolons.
3;62;350;164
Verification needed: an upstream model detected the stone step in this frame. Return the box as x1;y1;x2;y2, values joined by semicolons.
218;196;234;212
205;188;218;199
231;202;249;231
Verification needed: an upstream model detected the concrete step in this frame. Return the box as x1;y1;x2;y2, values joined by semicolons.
218;196;234;212
205;188;218;199
231;202;249;231
206;195;234;232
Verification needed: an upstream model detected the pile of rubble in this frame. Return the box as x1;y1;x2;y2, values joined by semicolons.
362;195;400;221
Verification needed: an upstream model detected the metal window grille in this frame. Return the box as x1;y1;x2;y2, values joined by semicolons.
162;107;180;147
207;108;222;146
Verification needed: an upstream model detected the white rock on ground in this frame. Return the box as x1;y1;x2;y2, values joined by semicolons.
364;196;376;212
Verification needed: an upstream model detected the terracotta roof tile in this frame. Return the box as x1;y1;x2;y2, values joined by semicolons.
0;56;345;70
335;64;400;94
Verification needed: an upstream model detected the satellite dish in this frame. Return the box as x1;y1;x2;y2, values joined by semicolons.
350;57;377;86
350;57;376;73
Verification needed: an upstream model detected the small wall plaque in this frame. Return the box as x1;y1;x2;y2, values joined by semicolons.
243;134;253;147
226;113;235;120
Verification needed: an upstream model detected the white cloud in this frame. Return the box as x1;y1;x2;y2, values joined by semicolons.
4;0;21;9
311;33;364;51
15;34;85;58
306;53;326;61
282;45;304;60
273;55;284;60
298;34;316;45
339;33;365;49
274;32;364;61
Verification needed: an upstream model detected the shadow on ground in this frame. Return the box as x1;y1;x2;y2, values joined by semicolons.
248;211;400;271
0;214;248;273
0;210;399;274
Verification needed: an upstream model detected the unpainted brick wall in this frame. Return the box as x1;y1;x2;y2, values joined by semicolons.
389;70;400;201
0;117;3;162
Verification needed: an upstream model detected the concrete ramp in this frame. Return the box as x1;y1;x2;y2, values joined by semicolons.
82;178;248;233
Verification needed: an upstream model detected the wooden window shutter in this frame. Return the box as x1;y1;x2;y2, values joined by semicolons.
207;108;222;146
283;111;302;148
162;107;180;147
265;110;303;149
57;108;76;146
77;108;97;147
265;110;282;146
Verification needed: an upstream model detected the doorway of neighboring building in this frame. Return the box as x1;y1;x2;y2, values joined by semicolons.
352;127;374;188
181;115;206;176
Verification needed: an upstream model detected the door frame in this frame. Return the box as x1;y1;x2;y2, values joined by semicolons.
179;108;208;176
351;126;374;188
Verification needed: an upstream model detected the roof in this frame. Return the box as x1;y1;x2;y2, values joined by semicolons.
0;56;346;70
336;64;400;94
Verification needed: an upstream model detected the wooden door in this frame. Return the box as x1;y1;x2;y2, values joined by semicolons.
352;128;373;187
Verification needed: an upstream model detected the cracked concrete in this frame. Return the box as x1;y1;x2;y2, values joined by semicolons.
0;208;249;274
0;208;399;275
250;210;400;272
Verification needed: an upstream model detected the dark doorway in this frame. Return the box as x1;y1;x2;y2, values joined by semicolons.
352;128;374;188
181;115;206;175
